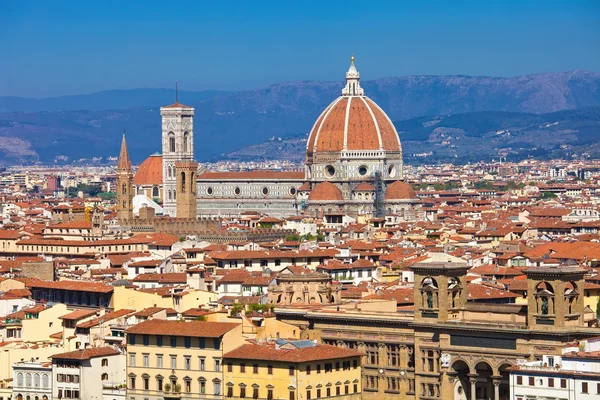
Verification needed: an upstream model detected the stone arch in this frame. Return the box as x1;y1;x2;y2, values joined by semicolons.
420;276;439;309
450;359;471;400
497;362;513;399
535;281;554;315
473;360;494;400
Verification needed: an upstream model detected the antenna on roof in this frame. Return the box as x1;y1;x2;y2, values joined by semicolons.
176;81;179;104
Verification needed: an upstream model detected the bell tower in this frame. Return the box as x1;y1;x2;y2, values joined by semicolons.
410;262;469;322
116;134;134;223
161;83;194;216
524;265;585;330
175;161;198;219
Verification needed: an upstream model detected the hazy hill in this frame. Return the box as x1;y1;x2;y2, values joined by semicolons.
224;107;600;164
1;70;599;164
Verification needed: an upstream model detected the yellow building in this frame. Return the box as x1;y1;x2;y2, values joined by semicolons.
125;319;244;400
223;340;362;400
111;285;217;313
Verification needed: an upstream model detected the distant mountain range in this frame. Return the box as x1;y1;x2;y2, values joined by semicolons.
223;107;600;164
1;70;599;165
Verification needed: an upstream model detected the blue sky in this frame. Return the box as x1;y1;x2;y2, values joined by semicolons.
1;0;599;97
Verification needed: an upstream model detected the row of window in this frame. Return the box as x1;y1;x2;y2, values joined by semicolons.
129;353;221;371
224;383;358;400
14;373;50;388
516;376;600;393
364;375;415;393
56;374;79;383
129;334;220;350
56;389;79;399
226;360;358;375
130;375;220;395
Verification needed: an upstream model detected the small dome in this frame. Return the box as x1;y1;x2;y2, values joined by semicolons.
308;182;344;202
386;181;417;200
134;154;163;185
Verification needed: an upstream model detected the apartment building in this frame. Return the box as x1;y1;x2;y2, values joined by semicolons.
51;347;124;400
223;339;362;400
125;319;243;400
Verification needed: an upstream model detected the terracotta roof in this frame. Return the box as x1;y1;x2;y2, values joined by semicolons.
46;221;92;230
306;95;400;157
297;182;311;191
223;343;361;363
198;171;304;181
125;319;238;338
134;154;163;186
132;307;177;317
20;278;113;294
162;102;193;109
308;182;344;202
386;181;418;200
133;273;186;284
59;309;97;321
0;230;24;240
51;347;120;360
76;309;135;329
354;182;375;192
0;289;32;300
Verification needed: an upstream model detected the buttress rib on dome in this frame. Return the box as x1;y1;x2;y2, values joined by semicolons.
308;182;344;202
306;97;401;159
385;181;417;200
134;154;163;185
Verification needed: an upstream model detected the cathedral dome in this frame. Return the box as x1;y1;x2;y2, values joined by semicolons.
134;154;163;186
306;57;401;161
385;181;418;200
308;182;344;202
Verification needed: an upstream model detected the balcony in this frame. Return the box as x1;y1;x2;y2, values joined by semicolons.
163;383;182;399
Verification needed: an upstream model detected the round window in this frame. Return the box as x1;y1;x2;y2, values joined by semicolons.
207;187;213;195
289;187;297;195
325;165;336;178
359;166;368;176
234;187;241;196
388;165;397;178
262;187;269;196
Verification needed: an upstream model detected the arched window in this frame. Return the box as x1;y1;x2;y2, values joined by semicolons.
102;358;109;367
181;172;186;193
17;373;23;387
33;374;40;387
42;374;49;388
167;165;172;178
101;373;108;380
25;373;32;387
168;133;176;153
168;190;172;200
183;131;189;153
152;186;159;197
121;183;127;195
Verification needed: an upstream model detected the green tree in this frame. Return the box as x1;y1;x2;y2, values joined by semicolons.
537;192;558;200
596;297;600;320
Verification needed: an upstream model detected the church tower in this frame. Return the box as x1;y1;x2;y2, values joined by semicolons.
161;86;194;216
116;134;134;223
175;161;198;219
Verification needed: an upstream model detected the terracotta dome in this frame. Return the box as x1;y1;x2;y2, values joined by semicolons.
306;58;401;160
385;181;417;200
308;182;344;202
134;154;163;185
